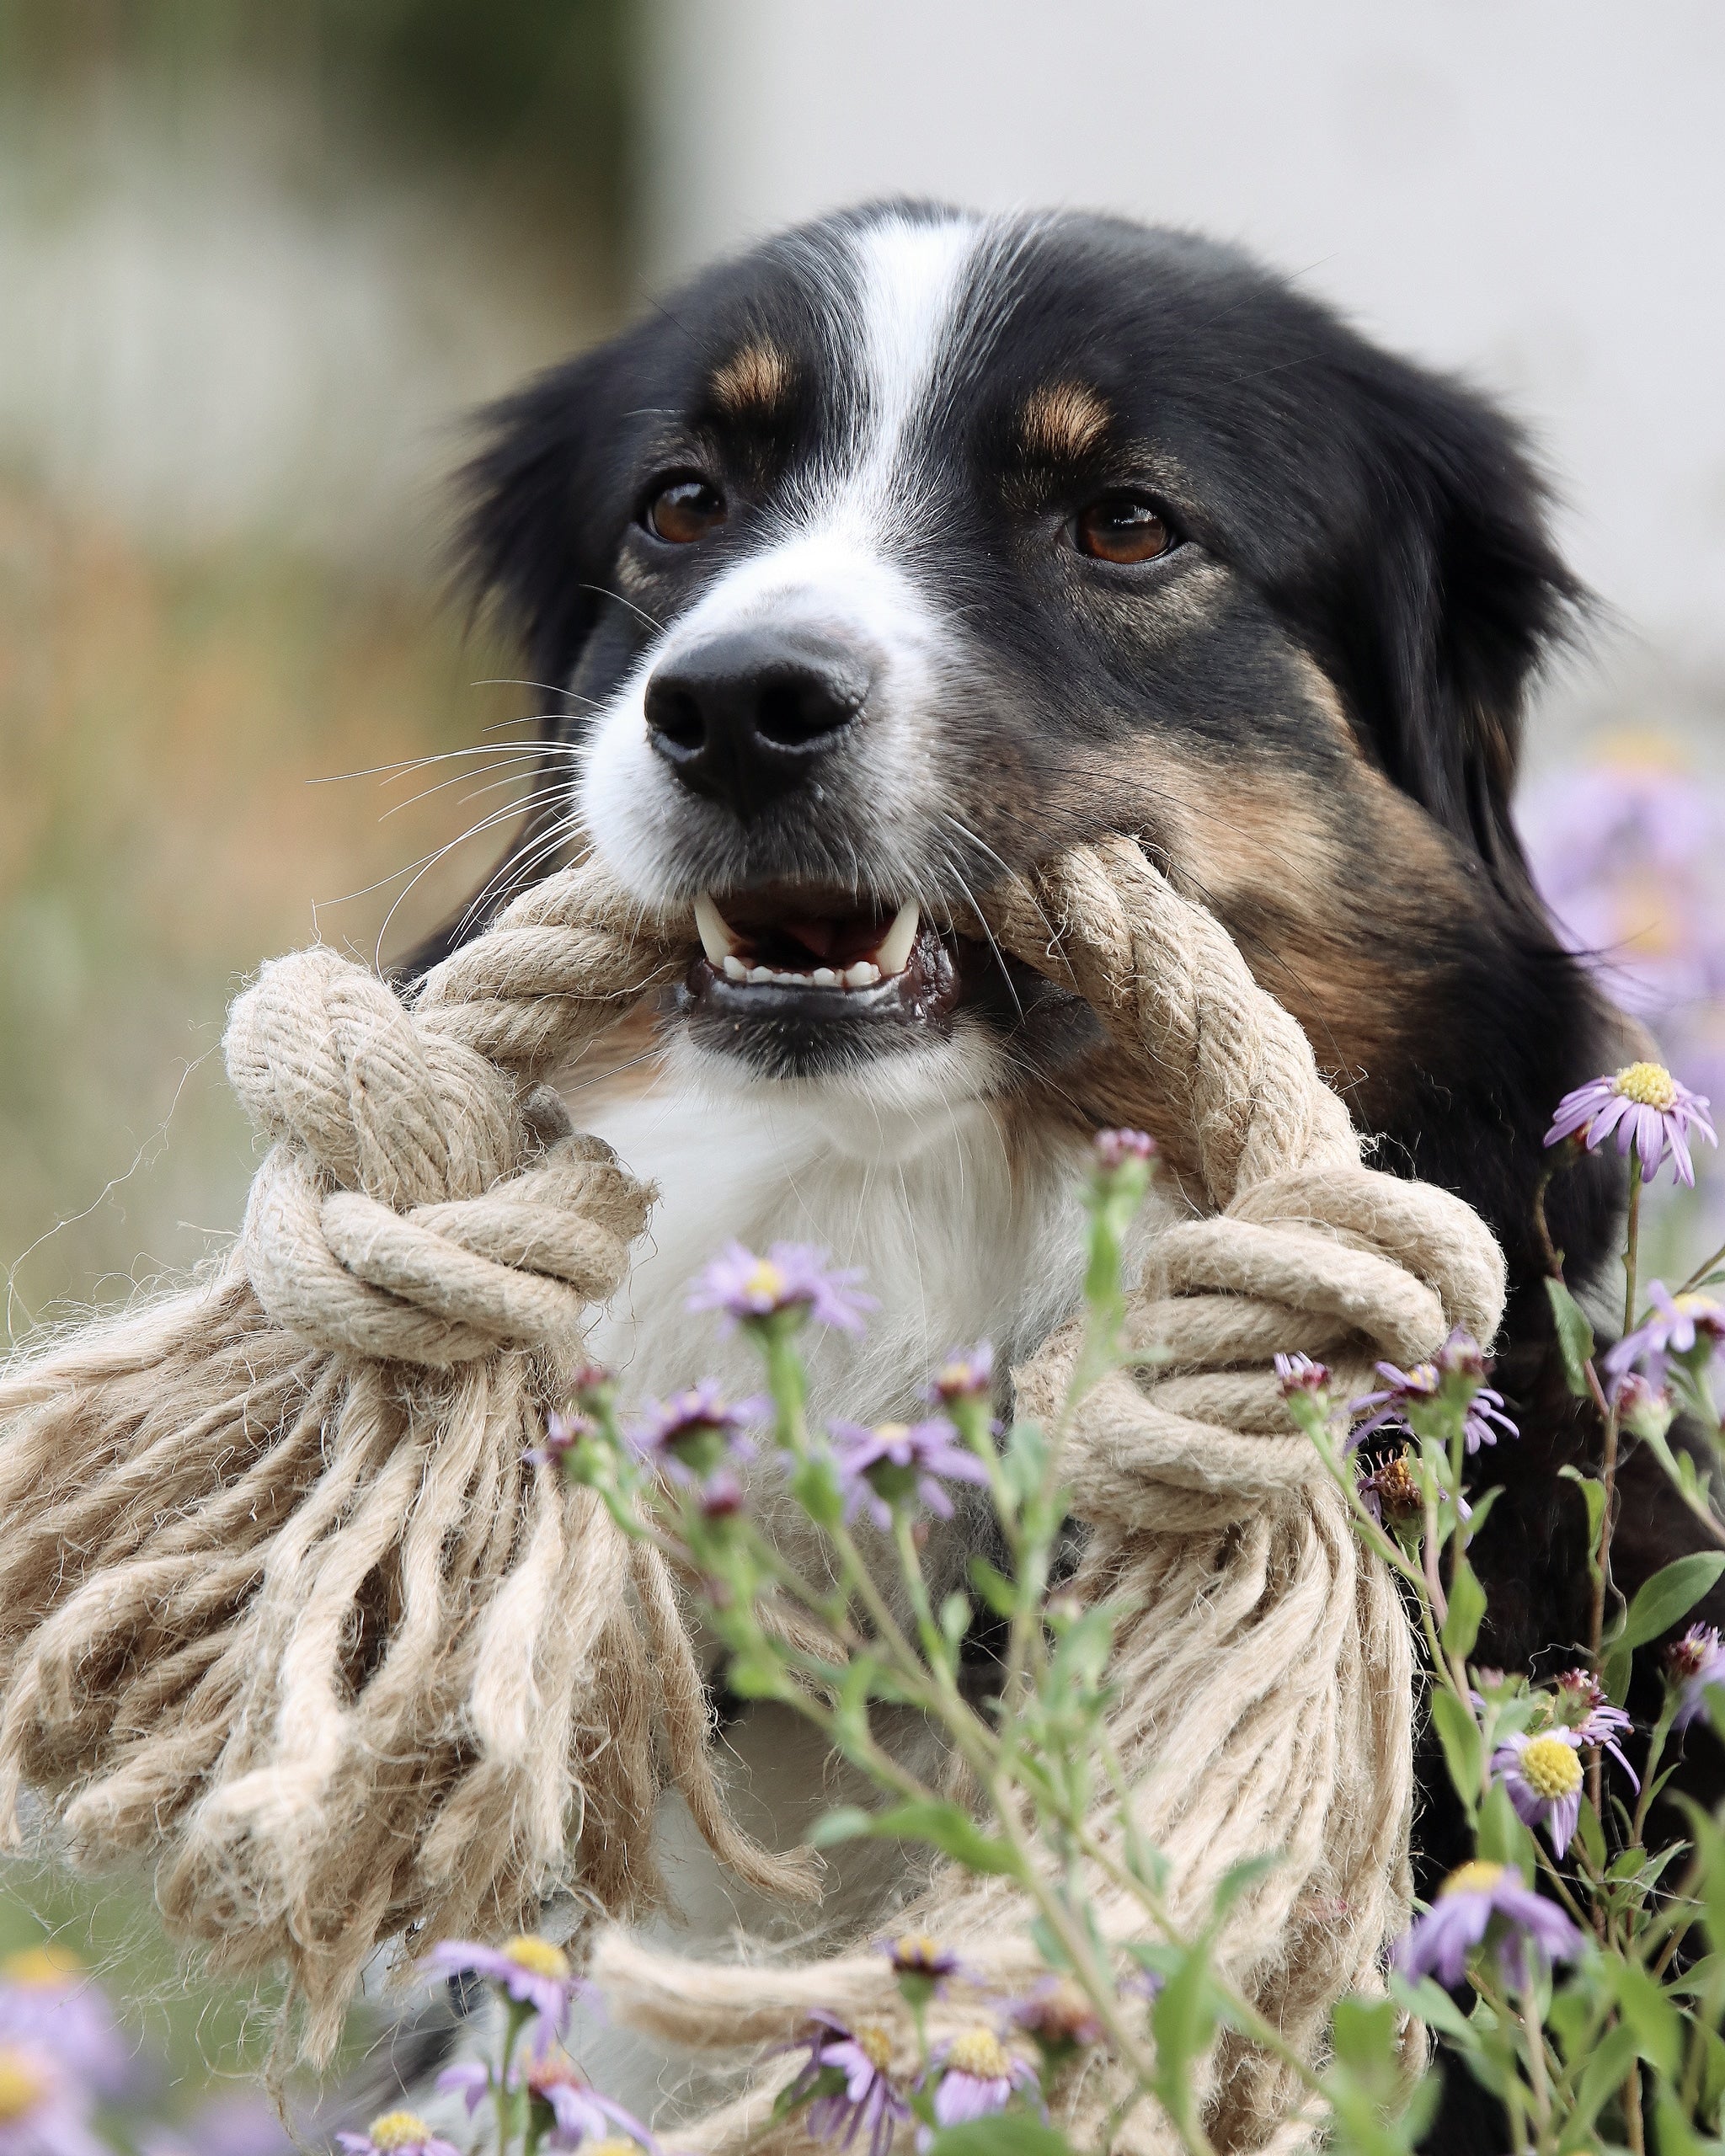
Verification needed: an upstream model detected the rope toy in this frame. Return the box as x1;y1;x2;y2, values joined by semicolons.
0;836;1503;2147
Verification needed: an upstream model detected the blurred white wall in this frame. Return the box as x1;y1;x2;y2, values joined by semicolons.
641;1;1725;716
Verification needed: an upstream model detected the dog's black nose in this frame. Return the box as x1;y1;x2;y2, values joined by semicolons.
644;629;871;817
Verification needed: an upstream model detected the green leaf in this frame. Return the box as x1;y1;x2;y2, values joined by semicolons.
939;1591;972;1657
1476;1778;1535;1871
789;1453;844;1530
1388;1972;1480;2048
1151;1943;1220;2147
1560;1465;1607;1586
926;2121;1076;2156
1546;1278;1598;1397
1653;2091;1708;2156
1565;2021;1641;2146
808;1799;1022;1877
1441;1559;1487;1658
1621;1553;1725;1650
1609;1956;1683;2076
1329;1992;1402;2079
1213;1850;1284;1919
1602;1636;1634;1708
967;1556;1017;1618
1429;1686;1483;1811
724;1649;795;1701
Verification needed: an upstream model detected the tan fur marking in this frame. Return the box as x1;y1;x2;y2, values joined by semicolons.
710;342;793;418
1020;381;1112;463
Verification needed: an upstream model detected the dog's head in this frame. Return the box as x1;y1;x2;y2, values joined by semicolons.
437;201;1625;1293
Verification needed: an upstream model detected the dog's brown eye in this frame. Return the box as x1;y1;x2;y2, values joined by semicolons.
646;478;727;544
1074;494;1172;564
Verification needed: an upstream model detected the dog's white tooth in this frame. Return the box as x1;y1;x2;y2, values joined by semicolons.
812;967;839;988
844;961;880;988
771;969;805;986
873;899;920;976
693;892;740;963
747;965;773;985
722;954;748;981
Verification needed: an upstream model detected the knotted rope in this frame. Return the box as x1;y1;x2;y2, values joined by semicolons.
0;837;1503;2148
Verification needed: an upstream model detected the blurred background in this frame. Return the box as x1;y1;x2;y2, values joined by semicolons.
1;0;1722;2130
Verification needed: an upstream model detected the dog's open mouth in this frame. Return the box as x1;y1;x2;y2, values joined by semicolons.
681;887;964;1049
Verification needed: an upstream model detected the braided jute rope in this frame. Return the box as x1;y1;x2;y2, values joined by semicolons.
0;835;1503;2146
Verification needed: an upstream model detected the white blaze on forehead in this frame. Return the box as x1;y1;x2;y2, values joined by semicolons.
836;211;980;533
576;211;985;910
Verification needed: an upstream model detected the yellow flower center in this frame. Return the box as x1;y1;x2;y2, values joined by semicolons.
584;2142;644;2156
0;2047;46;2122
1519;1735;1583;1799
366;2116;433;2152
855;2023;895;2073
1439;1860;1505;1899
946;2028;1012;2080
503;1935;569;1981
0;1945;80;1989
745;1259;787;1303
1613;1060;1679;1110
1674;1293;1723;1320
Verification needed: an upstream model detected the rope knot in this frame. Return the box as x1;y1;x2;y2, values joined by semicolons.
225;947;649;1364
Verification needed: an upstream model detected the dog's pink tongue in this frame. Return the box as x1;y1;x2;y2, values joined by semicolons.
780;915;840;961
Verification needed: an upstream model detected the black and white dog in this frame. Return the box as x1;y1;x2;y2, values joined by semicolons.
403;201;1719;2145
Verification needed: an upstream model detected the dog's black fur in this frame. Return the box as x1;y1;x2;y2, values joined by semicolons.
411;203;1724;2150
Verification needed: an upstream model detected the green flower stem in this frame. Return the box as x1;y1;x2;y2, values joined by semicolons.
1631;1695;1679;1848
1588;1143;1642;1811
494;1997;532;2154
1471;1967;1546;2153
1674;1233;1725;1299
891;1513;947;1675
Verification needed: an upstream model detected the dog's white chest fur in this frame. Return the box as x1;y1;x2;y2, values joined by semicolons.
582;1069;1103;1434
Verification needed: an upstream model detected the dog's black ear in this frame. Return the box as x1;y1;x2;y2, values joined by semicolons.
397;334;659;977
454;336;642;692
1295;364;1586;883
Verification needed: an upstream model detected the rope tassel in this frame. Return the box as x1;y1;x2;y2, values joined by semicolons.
0;837;1504;2145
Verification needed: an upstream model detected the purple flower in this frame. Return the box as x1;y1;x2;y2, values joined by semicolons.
1492;1729;1585;1855
1550;1668;1638;1787
1349;1329;1517;1454
1546;1061;1717;1185
786;2013;909;2156
1009;1977;1104;2062
335;2116;460;2156
527;2060;656;2152
423;1935;582;2044
0;1948;134;2100
1611;1369;1677;1440
0;2041;105;2156
525;1411;595;1468
688;1241;874;1335
1093;1129;1157;1171
928;1343;993;1406
831;1419;991;1531
1274;1353;1331;1400
1395;1860;1586;1991
877;1933;960;1987
923;2027;1039;2135
431;2060;494;2120
1604;1282;1725;1390
628;1382;763;1487
1669;1625;1725;1730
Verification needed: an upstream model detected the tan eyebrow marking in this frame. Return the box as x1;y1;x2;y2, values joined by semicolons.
709;341;793;418
1019;381;1112;462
